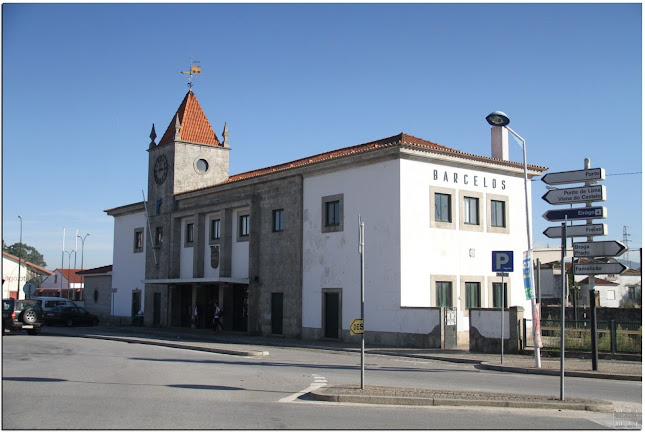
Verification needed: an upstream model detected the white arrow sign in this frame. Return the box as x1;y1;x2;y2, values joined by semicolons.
573;241;627;258
543;223;608;239
541;168;605;185
542;185;606;205
574;262;627;275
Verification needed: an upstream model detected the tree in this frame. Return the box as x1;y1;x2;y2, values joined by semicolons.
2;242;47;268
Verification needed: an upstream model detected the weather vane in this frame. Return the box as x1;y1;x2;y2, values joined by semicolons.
181;60;201;89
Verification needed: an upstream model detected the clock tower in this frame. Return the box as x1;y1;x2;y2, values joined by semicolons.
146;89;230;277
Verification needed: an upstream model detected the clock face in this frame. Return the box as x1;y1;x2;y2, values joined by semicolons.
154;155;168;185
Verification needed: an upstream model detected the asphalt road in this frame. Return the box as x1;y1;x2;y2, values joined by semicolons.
2;333;641;429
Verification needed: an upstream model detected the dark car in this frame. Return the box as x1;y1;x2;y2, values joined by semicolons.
44;306;99;327
2;299;45;335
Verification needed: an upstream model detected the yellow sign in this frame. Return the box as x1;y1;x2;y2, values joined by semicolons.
350;319;364;335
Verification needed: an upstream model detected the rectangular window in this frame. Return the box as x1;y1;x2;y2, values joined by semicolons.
493;282;508;308
273;209;284;232
211;219;221;240
155;226;163;246
464;197;479;225
435;193;452;222
239;214;250;237
436;282;453;307
491;200;506;228
607;290;615;300
133;228;144;253
465;282;481;309
326;201;340;227
627;287;636;300
185;223;194;244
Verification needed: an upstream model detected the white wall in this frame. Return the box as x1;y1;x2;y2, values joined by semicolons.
179;216;194;279
302;155;535;340
302;158;402;333
203;212;221;278
231;208;249;279
112;211;147;317
400;157;532;334
2;257;27;299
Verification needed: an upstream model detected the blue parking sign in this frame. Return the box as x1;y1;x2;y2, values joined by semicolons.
492;251;514;272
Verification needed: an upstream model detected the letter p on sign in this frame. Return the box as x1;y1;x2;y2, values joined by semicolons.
492;251;514;272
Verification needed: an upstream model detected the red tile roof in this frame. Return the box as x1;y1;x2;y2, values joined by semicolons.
2;251;53;275
158;90;221;146
56;269;83;284
226;132;548;183
176;132;547;196
77;265;112;275
578;276;619;286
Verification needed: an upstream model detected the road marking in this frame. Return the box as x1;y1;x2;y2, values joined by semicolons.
278;374;327;403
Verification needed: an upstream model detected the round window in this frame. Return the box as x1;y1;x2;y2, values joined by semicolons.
195;159;209;173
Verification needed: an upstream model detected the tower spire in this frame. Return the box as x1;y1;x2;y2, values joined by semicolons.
173;114;182;141
149;124;157;149
222;122;229;148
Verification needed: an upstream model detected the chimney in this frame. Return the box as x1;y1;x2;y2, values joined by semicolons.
491;126;509;160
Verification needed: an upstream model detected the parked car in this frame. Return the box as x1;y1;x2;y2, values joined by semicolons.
2;299;45;335
29;296;78;313
44;306;99;327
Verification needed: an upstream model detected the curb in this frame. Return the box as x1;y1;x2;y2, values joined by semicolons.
479;362;642;382
48;332;269;357
309;386;614;412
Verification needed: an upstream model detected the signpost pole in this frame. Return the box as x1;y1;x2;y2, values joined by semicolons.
359;215;365;390
500;273;504;365
582;158;599;371
560;219;567;401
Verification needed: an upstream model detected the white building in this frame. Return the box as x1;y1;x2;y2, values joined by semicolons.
106;89;546;346
39;268;84;300
2;251;53;299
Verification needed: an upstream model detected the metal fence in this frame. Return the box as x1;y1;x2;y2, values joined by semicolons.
523;319;642;354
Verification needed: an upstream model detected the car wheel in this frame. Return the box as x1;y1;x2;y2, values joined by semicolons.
21;308;38;325
66;318;73;327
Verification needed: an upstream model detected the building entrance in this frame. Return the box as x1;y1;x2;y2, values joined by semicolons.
171;283;248;331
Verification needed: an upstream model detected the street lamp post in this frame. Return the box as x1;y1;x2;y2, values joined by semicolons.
486;111;542;368
77;233;90;297
17;216;23;299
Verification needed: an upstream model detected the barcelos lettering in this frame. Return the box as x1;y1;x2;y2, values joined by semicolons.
432;169;506;190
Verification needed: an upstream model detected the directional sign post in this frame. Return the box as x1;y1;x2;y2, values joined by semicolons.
543;223;607;239
541;168;605;185
542;161;614;374
543;206;607;222
573;241;627;258
574;262;627;276
542;185;606;206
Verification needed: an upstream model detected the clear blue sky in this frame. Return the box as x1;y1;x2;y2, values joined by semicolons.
2;3;642;271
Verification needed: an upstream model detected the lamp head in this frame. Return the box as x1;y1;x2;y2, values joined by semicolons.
486;111;510;127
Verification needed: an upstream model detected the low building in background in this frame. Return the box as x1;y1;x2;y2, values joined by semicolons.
2;251;53;299
77;265;113;323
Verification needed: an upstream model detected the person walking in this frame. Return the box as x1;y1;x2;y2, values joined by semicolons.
213;302;223;332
